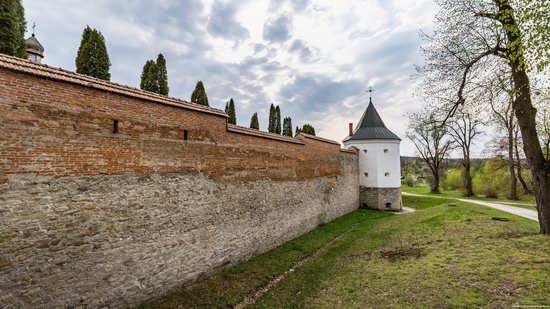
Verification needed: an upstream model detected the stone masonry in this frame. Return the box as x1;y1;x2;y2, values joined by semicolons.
360;187;402;211
0;54;360;308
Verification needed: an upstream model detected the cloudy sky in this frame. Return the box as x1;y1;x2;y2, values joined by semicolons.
24;0;444;156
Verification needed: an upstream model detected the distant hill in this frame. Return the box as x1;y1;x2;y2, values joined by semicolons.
401;156;488;171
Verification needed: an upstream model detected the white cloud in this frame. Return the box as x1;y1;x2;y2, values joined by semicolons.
24;0;452;156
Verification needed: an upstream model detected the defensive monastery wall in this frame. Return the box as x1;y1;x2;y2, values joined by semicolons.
0;55;359;308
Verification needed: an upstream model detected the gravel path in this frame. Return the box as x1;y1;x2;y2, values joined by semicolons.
402;192;539;222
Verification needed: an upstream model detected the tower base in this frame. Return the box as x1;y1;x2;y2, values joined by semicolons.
360;187;402;211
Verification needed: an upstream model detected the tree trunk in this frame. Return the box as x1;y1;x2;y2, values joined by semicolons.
496;0;550;234
508;124;518;200
432;170;440;193
516;167;530;195
515;130;531;194
464;159;474;196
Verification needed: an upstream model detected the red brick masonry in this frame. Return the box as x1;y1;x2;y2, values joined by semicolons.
0;54;356;184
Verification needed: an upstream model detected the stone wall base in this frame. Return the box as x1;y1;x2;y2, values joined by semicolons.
0;168;358;309
360;187;402;211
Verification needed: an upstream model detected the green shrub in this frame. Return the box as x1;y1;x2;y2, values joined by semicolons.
443;168;463;191
404;174;417;187
472;159;509;198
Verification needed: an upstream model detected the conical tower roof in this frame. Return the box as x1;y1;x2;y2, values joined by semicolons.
344;99;400;141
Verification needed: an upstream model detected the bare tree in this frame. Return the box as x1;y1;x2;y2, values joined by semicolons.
407;111;454;193
416;0;550;233
486;73;520;199
446;108;484;196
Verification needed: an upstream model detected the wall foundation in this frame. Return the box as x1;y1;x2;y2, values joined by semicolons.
360;186;402;211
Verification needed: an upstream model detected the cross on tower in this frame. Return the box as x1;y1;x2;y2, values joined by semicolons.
367;86;374;102
32;23;36;36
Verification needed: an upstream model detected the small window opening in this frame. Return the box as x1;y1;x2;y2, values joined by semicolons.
362;203;368;208
183;129;188;141
363;149;367;153
385;172;390;176
364;172;368;177
383;149;388;153
385;202;392;208
112;120;118;134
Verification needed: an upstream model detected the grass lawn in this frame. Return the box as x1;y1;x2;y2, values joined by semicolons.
402;185;537;210
141;196;549;308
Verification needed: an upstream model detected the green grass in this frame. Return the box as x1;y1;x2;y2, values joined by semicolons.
141;196;549;308
402;184;537;209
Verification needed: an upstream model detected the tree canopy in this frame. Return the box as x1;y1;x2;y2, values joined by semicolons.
225;98;237;125
415;0;550;233
140;54;169;95
282;117;293;137
298;124;316;136
140;60;159;93
75;26;111;80
268;104;276;133
275;106;281;134
156;53;169;95
0;0;26;58
250;112;259;130
191;81;209;106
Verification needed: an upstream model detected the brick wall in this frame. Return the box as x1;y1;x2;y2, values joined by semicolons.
0;58;359;308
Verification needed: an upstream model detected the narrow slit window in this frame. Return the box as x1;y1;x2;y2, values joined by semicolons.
385;172;390;177
112;120;118;134
383;149;388;153
183;129;188;141
364;172;368;177
363;149;367;153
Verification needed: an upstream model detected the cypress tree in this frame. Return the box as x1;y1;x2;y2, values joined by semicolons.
227;98;236;125
302;124;316;135
0;0;27;58
76;26;111;80
282;117;292;137
295;126;301;135
140;60;159;93
250;112;259;130
191;80;209;106
275;106;282;134
268;104;275;133
156;53;169;95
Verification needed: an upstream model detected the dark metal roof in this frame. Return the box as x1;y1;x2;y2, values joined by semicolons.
343;99;400;141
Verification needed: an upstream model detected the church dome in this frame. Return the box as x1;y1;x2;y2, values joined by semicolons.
25;34;44;57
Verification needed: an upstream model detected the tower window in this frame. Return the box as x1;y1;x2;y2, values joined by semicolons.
363;149;367;153
385;172;390;177
183;129;188;141
384;149;388;153
364;172;368;177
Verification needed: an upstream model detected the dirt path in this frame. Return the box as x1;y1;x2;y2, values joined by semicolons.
233;232;344;309
402;192;539;222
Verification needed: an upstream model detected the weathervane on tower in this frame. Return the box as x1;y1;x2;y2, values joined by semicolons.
367;86;374;102
25;22;44;63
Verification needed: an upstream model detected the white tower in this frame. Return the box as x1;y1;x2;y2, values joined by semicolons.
343;97;402;211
